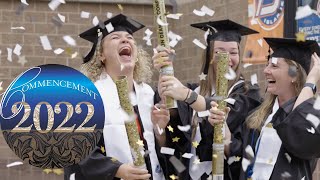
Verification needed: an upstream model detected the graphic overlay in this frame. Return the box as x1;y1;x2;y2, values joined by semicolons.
244;0;285;64
0;64;104;169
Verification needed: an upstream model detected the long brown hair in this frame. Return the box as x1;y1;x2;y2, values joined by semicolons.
245;59;307;130
199;40;243;97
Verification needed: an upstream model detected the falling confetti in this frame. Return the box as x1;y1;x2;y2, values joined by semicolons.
306;113;320;128
257;39;263;47
0;81;3;92
40;36;52;50
169;174;178;180
58;13;66;23
193;9;206;16
21;0;29;5
166;13;183;19
295;5;313;20
271;57;278;64
117;4;123;12
13;44;22;56
227;156;241;165
48;0;65;11
200;5;215;16
193;157;200;164
251;74;258;85
52;169;64;175
6;161;23;168
284;153;292;163
306;127;315;134
71;52;78;59
63;35;77;46
7;48;12;62
105;22;114;33
281;171;292;180
18;56;27;66
224;98;236;105
54;48;64;55
11;26;25;30
100;146;105;153
43;169;52;174
224;67;236;80
167;125;174;132
92;16;99;26
192;141;199;148
156;15;169;26
80;11;90;18
182;153;193;159
169;156;186;173
177;125;191;132
245;145;254;160
52;16;63;27
295;32;306;42
106;12;113;18
313;96;320;110
69;173;75;180
172;137;180;142
160;147;175;155
198;72;207;81
193;39;206;49
241;157;251;171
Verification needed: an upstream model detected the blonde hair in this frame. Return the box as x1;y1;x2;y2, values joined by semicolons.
245;59;307;130
199;40;243;97
80;38;153;84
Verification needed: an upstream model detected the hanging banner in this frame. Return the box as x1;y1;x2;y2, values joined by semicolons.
297;0;320;44
243;0;285;64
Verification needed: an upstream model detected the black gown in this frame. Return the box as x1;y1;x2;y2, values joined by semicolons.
239;97;320;180
155;81;262;180
64;106;154;180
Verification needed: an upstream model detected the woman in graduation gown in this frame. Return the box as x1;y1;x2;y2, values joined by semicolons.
64;14;167;180
153;20;262;180
209;37;320;180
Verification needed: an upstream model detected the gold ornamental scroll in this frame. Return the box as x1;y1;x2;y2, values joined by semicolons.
153;0;175;109
114;76;145;167
212;52;229;180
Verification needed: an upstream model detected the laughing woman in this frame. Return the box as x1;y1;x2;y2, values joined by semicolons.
64;14;167;180
209;37;320;180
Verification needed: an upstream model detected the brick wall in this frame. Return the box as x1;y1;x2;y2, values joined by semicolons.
0;0;319;179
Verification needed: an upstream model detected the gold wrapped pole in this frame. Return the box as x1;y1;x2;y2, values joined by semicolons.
114;76;145;167
212;52;229;180
153;0;175;109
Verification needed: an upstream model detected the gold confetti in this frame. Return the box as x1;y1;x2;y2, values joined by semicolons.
169;174;178;180
192;141;199;148
295;32;306;42
101;146;105;153
167;125;174;132
172;137;180;142
235;156;241;161
65;47;72;55
266;123;273;128
52;169;63;175
136;139;144;146
117;4;123;12
43;169;52;174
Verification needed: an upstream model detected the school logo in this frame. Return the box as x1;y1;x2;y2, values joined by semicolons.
254;0;285;30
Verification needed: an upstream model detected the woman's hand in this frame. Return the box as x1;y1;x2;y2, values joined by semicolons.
115;164;151;180
151;103;170;130
159;75;189;101
306;52;320;84
152;48;175;71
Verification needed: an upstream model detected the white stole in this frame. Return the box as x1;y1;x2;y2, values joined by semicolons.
189;80;244;180
252;98;282;180
94;73;165;180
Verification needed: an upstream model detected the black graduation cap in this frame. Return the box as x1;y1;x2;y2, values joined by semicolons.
264;37;320;73
190;19;258;74
79;14;145;63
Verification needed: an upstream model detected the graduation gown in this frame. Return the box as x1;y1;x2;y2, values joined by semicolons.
155;81;262;180
196;81;261;180
64;73;165;180
240;97;320;180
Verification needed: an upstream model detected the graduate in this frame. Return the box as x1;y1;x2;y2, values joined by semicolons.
64;14;167;180
153;20;262;180
209;37;320;180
